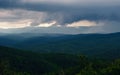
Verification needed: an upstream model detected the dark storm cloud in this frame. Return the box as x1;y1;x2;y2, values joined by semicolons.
0;0;120;25
0;0;72;12
0;0;20;9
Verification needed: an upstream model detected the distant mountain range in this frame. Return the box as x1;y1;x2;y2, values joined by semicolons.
0;32;120;58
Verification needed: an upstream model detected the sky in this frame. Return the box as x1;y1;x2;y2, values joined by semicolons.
0;0;120;34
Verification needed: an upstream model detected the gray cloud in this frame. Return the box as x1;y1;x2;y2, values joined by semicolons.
0;0;120;21
0;0;120;34
0;0;120;12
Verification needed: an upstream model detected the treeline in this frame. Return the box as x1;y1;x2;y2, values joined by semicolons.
1;57;120;75
45;59;120;75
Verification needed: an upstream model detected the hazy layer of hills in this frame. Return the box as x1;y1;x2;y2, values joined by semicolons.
0;32;120;59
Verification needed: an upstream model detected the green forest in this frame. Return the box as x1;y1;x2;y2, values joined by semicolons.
0;46;120;75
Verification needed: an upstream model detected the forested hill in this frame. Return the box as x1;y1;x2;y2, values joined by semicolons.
0;46;120;75
0;46;86;75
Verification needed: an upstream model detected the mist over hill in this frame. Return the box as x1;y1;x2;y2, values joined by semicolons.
0;32;120;59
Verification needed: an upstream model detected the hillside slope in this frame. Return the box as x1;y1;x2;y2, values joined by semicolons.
0;46;84;75
1;46;120;75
